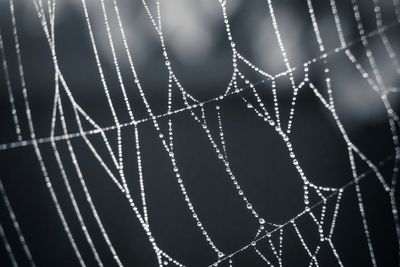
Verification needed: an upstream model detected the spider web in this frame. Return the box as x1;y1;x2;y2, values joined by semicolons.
0;0;399;266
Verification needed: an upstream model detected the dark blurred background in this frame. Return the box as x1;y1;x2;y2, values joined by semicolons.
0;0;400;266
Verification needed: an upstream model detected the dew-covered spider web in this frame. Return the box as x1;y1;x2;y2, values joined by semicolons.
0;0;400;266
